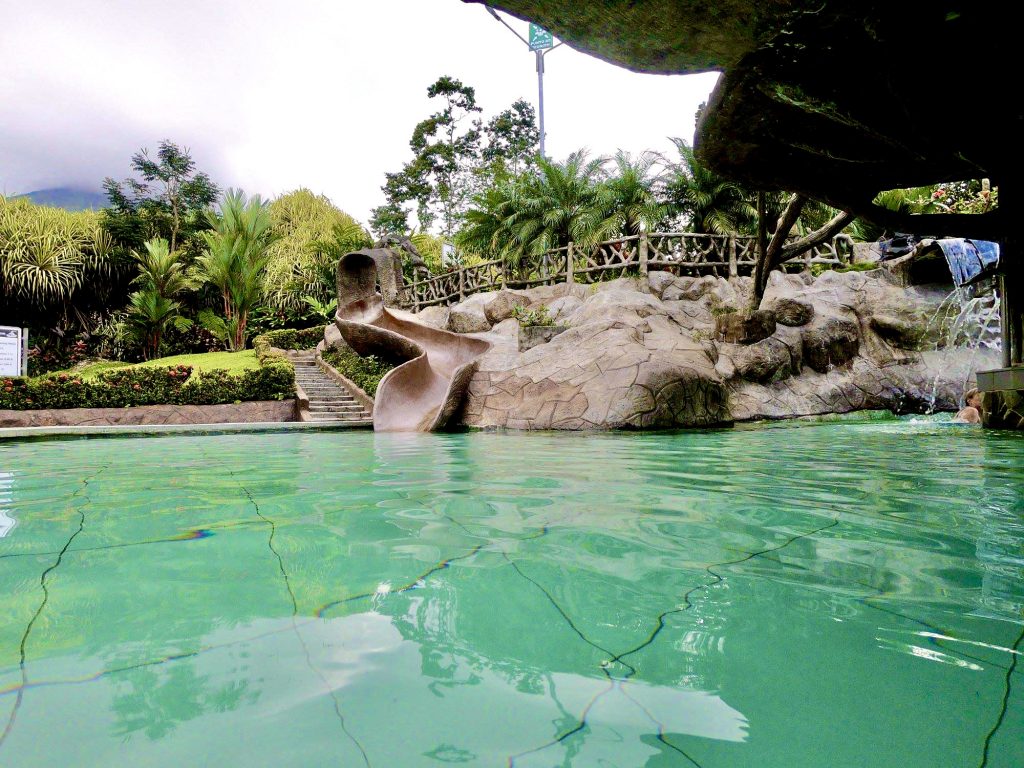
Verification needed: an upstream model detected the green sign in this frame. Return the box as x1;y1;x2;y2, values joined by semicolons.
529;23;553;51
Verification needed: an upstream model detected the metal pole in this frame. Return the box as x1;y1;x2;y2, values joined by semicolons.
536;50;546;158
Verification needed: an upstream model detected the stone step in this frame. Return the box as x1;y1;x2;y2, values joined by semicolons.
293;358;370;424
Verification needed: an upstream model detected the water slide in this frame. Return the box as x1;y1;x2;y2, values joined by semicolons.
333;250;491;432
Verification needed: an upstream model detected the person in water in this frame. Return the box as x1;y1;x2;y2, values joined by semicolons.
954;388;983;424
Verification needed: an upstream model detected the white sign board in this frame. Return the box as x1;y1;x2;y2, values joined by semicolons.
0;326;24;377
442;242;457;268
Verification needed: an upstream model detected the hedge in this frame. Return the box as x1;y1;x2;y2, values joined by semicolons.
1;360;295;411
321;348;396;397
253;327;324;353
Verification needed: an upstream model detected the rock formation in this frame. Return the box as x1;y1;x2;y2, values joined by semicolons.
408;267;997;430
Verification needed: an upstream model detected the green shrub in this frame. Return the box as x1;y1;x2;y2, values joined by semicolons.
254;327;324;353
1;358;295;410
511;304;554;327
321;347;396;397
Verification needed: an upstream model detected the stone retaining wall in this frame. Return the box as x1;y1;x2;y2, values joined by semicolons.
983;389;1024;430
0;400;297;429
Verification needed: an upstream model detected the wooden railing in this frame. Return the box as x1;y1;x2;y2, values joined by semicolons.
400;232;852;310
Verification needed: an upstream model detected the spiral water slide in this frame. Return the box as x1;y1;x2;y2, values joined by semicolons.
334;250;491;432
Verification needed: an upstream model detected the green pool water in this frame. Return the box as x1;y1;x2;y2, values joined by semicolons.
0;421;1021;767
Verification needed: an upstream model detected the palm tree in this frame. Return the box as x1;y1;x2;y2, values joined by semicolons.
661;138;756;234
456;179;525;262
122;237;192;359
602;151;668;237
130;237;191;296
123;290;191;360
194;190;276;351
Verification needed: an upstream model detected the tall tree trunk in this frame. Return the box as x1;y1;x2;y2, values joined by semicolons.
750;195;854;311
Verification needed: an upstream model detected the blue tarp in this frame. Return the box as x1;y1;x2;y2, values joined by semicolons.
935;239;1000;287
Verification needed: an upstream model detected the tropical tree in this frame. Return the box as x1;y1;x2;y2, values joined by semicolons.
0;195;129;357
103;140;220;256
481;99;540;178
121;238;193;360
193;190;276;351
501;151;617;258
130;237;192;297
661;138;756;234
602;151;668;237
122;290;191;361
379;76;483;237
264;189;372;311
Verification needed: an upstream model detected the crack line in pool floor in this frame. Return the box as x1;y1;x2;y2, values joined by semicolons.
504;519;838;768
234;479;371;768
614;519;840;668
979;619;1024;768
0;464;108;752
0;520;259;561
0;543;488;701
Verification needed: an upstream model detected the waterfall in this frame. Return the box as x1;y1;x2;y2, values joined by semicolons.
922;283;1002;412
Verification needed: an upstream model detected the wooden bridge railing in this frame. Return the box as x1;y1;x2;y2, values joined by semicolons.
400;232;852;310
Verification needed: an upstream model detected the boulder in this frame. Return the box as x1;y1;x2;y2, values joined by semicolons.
483;289;529;324
664;275;718;302
802;316;860;372
766;297;814;327
870;313;925;350
323;322;346;350
547;295;583;323
646;270;676;298
489;318;520;339
572;288;667;328
449;293;492;334
732;337;795;384
413;305;450;330
715;309;776;344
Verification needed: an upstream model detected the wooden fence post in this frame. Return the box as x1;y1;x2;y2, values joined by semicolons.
639;233;649;275
728;235;738;278
458;267;465;301
566;242;575;286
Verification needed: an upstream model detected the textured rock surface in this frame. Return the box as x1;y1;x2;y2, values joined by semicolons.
448;293;492;334
519;325;567;352
766;296;814;327
414;305;451;330
408;268;997;429
0;400;296;428
483;289;529;324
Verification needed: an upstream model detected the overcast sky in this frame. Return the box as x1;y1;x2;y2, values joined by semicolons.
1;0;719;226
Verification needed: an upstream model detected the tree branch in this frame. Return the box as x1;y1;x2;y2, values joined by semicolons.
781;209;856;258
765;194;808;270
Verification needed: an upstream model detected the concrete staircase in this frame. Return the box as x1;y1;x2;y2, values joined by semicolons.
292;354;372;427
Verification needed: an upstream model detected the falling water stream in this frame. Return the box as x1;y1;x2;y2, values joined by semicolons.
923;283;1002;412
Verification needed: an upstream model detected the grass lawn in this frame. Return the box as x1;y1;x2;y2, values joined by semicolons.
72;351;260;380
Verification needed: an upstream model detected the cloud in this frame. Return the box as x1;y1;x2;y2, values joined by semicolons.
1;0;718;223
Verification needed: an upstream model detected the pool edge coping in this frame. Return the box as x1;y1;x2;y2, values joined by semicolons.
0;420;373;443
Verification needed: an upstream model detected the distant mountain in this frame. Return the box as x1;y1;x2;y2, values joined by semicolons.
14;187;109;211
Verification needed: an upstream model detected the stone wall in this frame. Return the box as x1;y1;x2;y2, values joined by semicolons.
0;400;297;429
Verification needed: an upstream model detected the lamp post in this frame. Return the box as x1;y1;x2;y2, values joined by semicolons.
484;6;562;158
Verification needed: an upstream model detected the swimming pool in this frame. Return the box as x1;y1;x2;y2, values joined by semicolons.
0;421;1021;766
